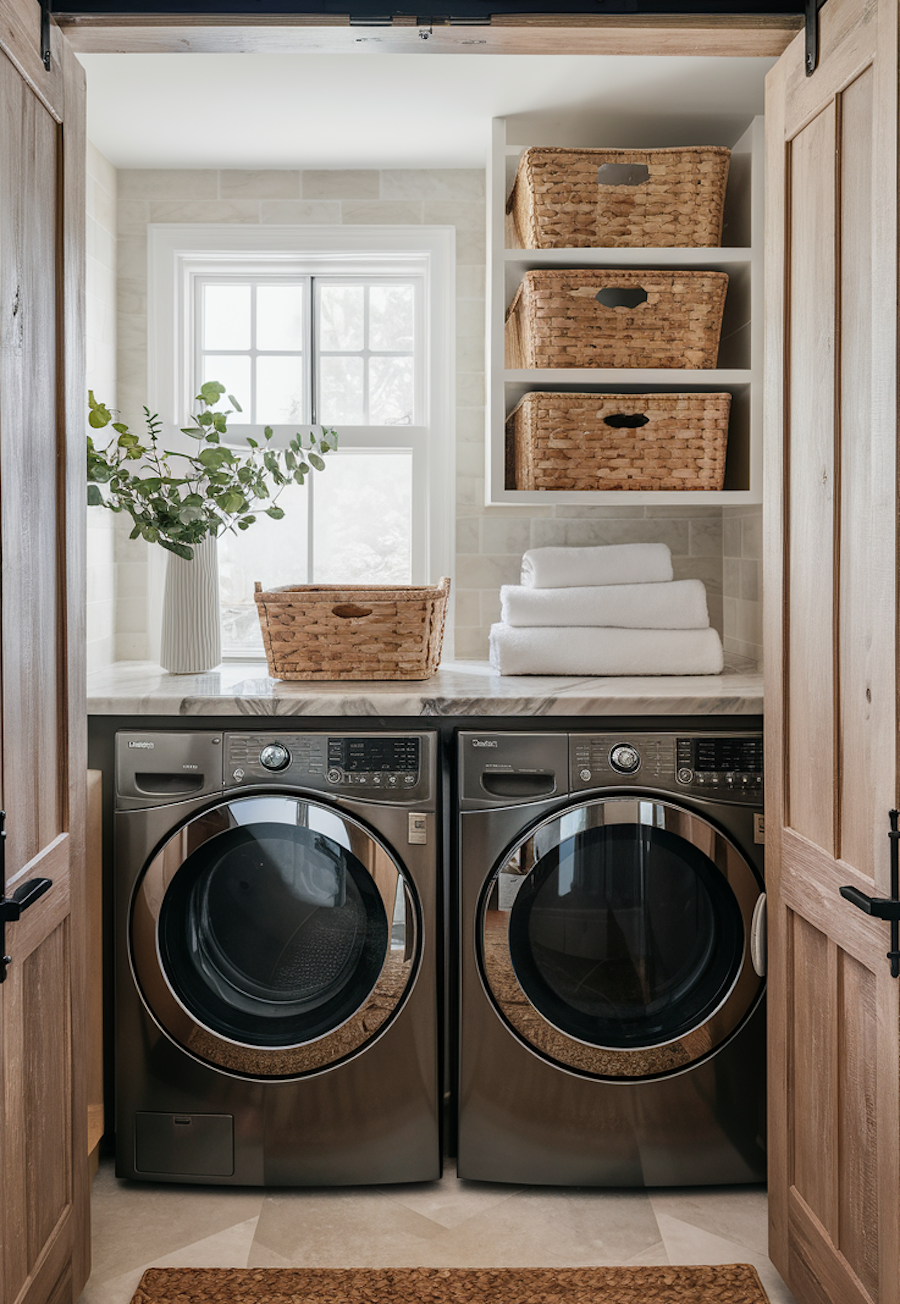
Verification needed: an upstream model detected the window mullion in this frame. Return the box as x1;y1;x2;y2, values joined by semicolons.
309;275;318;426
249;282;258;424
363;282;370;426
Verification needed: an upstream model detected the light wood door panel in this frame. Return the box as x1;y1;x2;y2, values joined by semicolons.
765;1;900;1302
0;2;88;1303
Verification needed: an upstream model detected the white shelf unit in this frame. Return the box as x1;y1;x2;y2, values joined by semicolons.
485;115;765;505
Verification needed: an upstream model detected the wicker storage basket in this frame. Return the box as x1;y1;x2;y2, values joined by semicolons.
506;392;731;491
254;578;450;681
508;146;731;249
506;269;728;370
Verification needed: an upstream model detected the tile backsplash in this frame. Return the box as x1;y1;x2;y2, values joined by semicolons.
85;156;755;669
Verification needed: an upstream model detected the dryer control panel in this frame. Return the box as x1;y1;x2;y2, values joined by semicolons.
570;731;763;804
223;731;430;801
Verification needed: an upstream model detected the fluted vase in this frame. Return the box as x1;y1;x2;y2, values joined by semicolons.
160;534;222;673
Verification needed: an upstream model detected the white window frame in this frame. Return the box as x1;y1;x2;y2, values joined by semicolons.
147;223;456;661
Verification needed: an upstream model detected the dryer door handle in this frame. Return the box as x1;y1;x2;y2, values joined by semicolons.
750;893;767;977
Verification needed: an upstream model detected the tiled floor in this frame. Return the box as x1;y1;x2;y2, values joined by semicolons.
79;1158;798;1304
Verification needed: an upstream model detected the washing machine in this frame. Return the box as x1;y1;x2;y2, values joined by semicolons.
114;728;440;1186
457;728;766;1187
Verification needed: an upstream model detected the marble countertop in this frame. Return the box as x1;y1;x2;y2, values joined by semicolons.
86;659;763;718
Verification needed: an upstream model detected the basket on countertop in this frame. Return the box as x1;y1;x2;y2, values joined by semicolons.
507;145;731;249
506;269;728;370
254;578;450;681
506;392;731;492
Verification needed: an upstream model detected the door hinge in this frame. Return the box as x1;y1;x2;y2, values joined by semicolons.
40;0;51;70
805;0;830;77
839;808;900;978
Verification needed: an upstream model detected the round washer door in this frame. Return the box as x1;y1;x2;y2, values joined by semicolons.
130;793;418;1078
478;796;763;1080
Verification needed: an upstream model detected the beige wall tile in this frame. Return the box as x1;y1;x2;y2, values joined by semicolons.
456;553;521;589
260;200;342;224
453;588;481;625
149;200;261;224
119;169;218;200
342;200;424;225
382;169;484;201
302;170;380;200
689;517;723;557
219;170;301;198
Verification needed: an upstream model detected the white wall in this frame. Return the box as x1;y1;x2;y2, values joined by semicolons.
85;142;117;673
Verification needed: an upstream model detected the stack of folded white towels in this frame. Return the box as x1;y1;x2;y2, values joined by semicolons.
489;543;724;676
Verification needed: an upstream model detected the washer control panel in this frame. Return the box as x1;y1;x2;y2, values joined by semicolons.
570;732;763;804
223;731;428;800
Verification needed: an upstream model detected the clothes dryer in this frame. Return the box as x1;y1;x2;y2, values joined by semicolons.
457;729;766;1187
114;728;440;1186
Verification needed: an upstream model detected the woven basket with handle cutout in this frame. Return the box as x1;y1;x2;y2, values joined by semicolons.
507;145;731;249
506;268;728;370
506;391;731;491
254;578;450;680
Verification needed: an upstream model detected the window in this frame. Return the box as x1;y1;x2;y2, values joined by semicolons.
149;225;455;658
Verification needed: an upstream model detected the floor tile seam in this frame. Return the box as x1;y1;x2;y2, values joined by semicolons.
88;1212;264;1285
647;1205;769;1259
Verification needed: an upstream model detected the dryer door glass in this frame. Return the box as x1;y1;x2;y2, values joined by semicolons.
131;795;418;1077
508;822;742;1048
479;797;763;1079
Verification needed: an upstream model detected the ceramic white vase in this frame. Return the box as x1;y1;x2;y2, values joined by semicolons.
159;534;222;674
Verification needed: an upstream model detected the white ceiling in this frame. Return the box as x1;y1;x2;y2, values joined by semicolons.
79;53;774;170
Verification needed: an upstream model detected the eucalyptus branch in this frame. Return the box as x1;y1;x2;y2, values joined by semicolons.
86;381;337;560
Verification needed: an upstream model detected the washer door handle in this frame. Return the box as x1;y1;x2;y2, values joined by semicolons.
750;893;767;977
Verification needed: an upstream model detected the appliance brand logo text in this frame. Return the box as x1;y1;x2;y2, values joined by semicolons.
472;739;498;748
128;741;155;749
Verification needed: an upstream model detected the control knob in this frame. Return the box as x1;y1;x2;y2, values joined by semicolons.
259;743;290;772
609;744;641;774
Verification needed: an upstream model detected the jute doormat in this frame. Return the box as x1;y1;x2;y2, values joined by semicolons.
131;1265;770;1304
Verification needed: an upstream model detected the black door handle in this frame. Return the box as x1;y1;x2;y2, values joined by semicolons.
1;877;53;922
840;808;900;977
839;884;900;921
0;811;54;982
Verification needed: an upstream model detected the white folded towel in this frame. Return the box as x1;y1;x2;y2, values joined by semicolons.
500;579;710;630
489;624;724;676
521;543;674;589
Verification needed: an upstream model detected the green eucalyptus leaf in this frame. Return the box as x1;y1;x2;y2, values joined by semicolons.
266;506;285;520
308;452;325;472
87;484;104;506
293;469;306;485
228;394;243;413
88;408;110;428
160;538;195;560
198;446;229;470
213;413;228;433
199;381;226;405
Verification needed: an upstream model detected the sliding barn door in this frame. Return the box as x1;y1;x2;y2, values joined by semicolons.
764;1;900;1302
0;1;89;1302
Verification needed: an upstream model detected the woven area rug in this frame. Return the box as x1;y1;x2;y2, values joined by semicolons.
131;1265;770;1303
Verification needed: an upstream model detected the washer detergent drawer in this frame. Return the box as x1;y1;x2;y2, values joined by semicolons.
116;731;224;809
134;1112;234;1177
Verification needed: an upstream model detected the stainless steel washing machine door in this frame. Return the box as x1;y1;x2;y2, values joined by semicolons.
130;793;418;1078
478;796;763;1080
